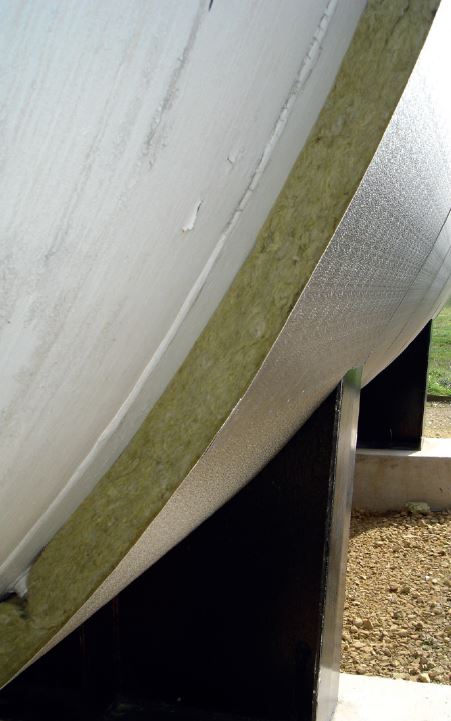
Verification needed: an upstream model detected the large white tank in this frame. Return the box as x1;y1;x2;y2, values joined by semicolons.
0;0;365;597
1;0;450;689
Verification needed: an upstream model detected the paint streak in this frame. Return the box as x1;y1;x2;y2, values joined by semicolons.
182;200;202;232
142;3;205;164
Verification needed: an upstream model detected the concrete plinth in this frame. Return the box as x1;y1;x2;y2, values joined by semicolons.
334;673;451;721
353;438;451;512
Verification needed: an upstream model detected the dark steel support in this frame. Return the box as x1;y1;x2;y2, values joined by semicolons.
0;602;119;721
0;370;361;721
358;322;431;450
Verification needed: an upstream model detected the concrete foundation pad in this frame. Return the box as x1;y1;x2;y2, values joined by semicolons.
335;673;451;721
353;438;451;511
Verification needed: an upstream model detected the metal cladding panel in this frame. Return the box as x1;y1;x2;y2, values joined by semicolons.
10;0;451;678
364;212;451;384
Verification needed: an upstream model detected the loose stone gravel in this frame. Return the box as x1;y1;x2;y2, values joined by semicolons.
341;509;451;685
424;400;451;439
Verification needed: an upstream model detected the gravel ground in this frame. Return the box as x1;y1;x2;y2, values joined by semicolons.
424;400;451;438
341;509;451;685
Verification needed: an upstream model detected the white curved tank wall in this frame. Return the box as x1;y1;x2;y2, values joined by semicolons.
0;0;365;594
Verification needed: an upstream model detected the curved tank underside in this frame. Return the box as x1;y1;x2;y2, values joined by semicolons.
1;0;451;688
0;0;366;596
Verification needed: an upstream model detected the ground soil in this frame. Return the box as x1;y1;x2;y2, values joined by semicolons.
341;401;450;685
341;509;450;685
423;400;451;438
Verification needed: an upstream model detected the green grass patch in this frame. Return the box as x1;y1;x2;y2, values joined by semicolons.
428;300;451;397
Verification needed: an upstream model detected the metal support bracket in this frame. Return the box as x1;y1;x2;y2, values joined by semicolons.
358;323;431;451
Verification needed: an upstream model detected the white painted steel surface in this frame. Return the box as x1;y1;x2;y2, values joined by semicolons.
0;1;365;593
